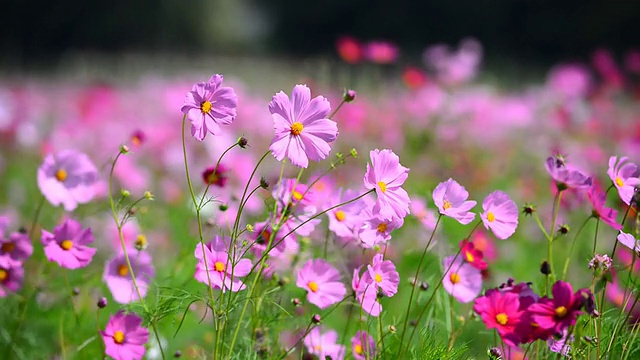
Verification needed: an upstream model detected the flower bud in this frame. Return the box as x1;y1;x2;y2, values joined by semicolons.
343;89;356;103
144;191;154;200
237;137;248;148
292;298;301;306
121;189;131;198
522;204;536;216
120;145;130;154
97;297;108;309
311;314;321;324
260;177;269;189
540;261;551;275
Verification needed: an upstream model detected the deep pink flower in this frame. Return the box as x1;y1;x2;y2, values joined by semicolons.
442;255;482;303
366;253;399;297
352;268;382;316
588;185;622;230
608;156;640;205
37;150;99;211
528;281;584;334
0;230;32;268
181;74;237;141
194;237;252;292
433;178;476;225
297;259;346;309
363;149;411;220
336;36;363;64
480;190;519;239
544;155;592;190
304;327;345;360
0;262;24;297
364;41;399;64
41;219;96;269
101;311;149;360
201;163;228;187
351;331;375;360
269;85;338;168
473;291;523;345
459;239;487;271
103;250;155;304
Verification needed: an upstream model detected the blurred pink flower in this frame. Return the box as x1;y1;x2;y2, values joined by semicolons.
442;255;482;303
336;36;364;64
588;184;622;230
103;250;155;304
0;230;32;268
351;331;375;360
423;38;482;86
304;327;345;360
0;262;23;297
41;219;96;269
364;40;399;64
546;63;591;99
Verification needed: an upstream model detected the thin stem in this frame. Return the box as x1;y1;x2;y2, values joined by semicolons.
547;190;564;283
561;217;592;280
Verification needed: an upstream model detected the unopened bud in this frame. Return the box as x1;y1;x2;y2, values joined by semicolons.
388;325;396;333
488;347;503;359
420;282;429;291
237;137;248;148
120;145;130;154
311;314;321;324
121;189;131;198
219;203;229;212
540;261;551;275
350;148;358;158
558;224;570;235
343;89;356;103
72;287;80;296
522;204;536;216
144;191;154;200
260;177;269;189
174;350;182;358
97;297;108;309
246;224;254;232
292;298;301;306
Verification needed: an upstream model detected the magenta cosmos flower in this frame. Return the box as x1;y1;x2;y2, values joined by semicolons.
588;185;622;230
194;238;252;292
608;156;640;205
269;84;338;168
103;250;155;304
0;262;24;297
528;280;584;335
442;255;482;303
297;258;346;309
181;74;237;141
37;150;99;211
473;290;523;346
480;190;519;239
363;149;411;220
304;327;346;360
0;230;32;268
101;310;149;360
351;331;375;360
433;178;476;225
41;219;96;269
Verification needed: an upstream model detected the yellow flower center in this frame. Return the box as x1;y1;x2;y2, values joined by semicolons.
55;169;68;182
135;234;147;248
465;252;475;263
200;100;212;114
443;200;452;210
616;176;624;187
354;344;364;355
487;212;496;222
308;281;319;292
377;181;387;193
375;273;382;283
555;306;567;318
60;240;73;251
495;313;508;325
113;330;125;344
0;269;7;282
290;122;304;136
214;261;225;272
292;190;304;201
313;344;322;351
449;272;461;284
334;210;346;222
530;321;539;328
1;242;15;253
117;264;129;277
377;223;388;233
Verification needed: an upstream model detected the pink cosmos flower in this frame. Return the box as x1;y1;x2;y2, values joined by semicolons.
608;156;640;205
480;190;519;239
410;196;437;231
194;237;252;292
473;290;523;346
104;250;155;304
544;155;592;190
37;150;99;211
459;239;487;271
0;230;32;268
364;41;399;64
351;331;375;360
41;219;96;269
433;178;476;225
272;178;317;212
548;329;573;356
297;259;346;309
352;268;382;316
363;149;411;220
304;327;345;360
358;206;404;248
101;310;149;360
327;188;365;241
442;255;482;303
181;74;237;141
366;253;400;297
0;262;24;297
268;84;338;168
617;231;639;253
588;185;622;230
528;281;584;335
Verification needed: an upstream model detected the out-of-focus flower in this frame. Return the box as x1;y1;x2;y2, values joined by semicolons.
336;36;363;64
352;268;381;316
442;255;482;303
363;149;410;220
41;219;96;269
480;190;519;239
546;63;591;100
459;239;487;271
351;331;375;360
0;230;32;268
181;74;237;141
433;178;476;225
588;185;622;230
103;250;155;304
423;38;482;86
297;259;346;309
0;262;24;297
101;310;149;360
364;41;399;64
304;327;345;360
544;155;592;190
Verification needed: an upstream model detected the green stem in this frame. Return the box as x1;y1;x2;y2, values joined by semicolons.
561;217;592;280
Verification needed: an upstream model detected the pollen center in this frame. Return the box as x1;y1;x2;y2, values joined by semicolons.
465;252;475;263
555;306;567;318
354;344;364;355
200;100;212;114
55;169;68;182
616;176;624;187
377;223;388;233
113;330;125;344
334;210;346;222
1;242;15;253
377;181;387;193
308;281;319;292
214;261;225;272
292;190;304;201
443;200;452;210
375;273;382;283
486;212;496;222
135;234;147;248
495;313;508;325
290;122;304;136
117;264;129;277
60;240;73;250
449;272;461;284
0;269;7;281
